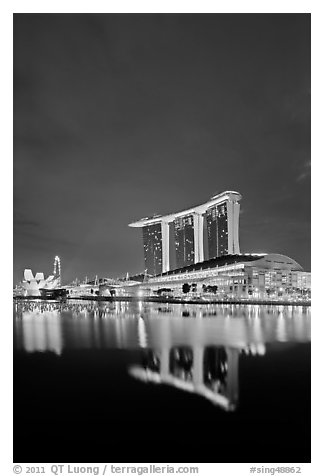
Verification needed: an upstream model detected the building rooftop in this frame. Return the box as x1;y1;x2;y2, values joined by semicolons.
149;253;303;278
129;190;242;227
153;254;265;277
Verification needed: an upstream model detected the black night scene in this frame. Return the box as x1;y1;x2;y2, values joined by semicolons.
13;13;311;467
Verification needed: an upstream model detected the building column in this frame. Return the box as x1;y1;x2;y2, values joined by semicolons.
227;199;240;255
193;212;204;263
161;220;170;273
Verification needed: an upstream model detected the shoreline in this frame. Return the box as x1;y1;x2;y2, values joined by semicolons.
13;295;311;306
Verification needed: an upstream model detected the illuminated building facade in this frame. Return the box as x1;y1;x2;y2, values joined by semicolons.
114;253;311;302
174;215;195;267
144;253;311;301
206;202;229;257
20;256;62;296
128;192;310;302
142;223;163;275
129;191;241;274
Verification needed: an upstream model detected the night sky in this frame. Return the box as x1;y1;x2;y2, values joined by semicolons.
13;13;311;285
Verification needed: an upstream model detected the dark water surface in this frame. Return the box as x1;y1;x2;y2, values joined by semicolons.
13;300;311;463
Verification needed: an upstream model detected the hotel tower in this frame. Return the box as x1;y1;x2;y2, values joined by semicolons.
129;191;242;276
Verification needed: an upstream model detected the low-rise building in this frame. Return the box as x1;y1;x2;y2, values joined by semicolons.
115;253;310;302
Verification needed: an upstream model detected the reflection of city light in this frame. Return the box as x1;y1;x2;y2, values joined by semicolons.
138;318;147;348
21;310;63;355
250;344;257;355
257;343;266;355
14;300;311;352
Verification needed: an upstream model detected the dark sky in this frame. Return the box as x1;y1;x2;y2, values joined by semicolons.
13;13;311;285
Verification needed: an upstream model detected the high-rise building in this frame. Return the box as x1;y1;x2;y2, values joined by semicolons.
206;202;229;258
129;191;241;274
142;223;163;275
174;215;195;268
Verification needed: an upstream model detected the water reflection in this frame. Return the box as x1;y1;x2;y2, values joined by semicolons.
14;300;310;353
14;300;310;411
14;303;63;355
130;345;239;411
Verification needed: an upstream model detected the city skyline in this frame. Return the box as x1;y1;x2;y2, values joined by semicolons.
13;14;311;284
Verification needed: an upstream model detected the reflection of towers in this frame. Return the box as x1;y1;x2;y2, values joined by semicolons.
138;317;148;348
129;191;241;275
131;345;239;411
170;347;193;380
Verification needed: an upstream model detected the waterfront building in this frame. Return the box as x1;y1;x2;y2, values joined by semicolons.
142;222;163;275
129;191;241;274
21;269;59;297
65;283;100;298
146;253;311;301
20;256;62;297
112;253;310;302
206;202;229;257
174;215;195;268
